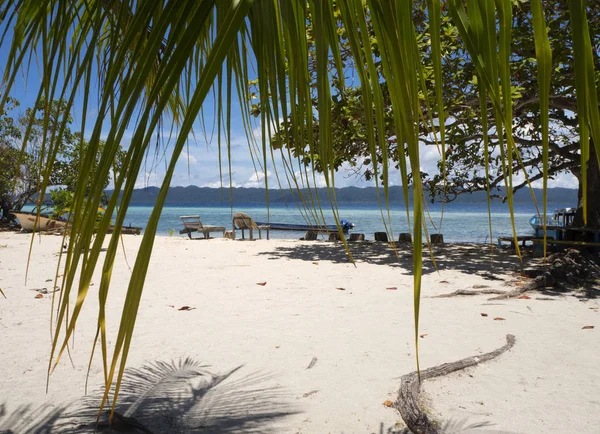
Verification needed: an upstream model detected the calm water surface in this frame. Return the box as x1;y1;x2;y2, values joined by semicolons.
112;203;543;243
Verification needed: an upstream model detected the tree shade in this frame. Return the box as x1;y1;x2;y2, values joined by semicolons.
1;0;599;420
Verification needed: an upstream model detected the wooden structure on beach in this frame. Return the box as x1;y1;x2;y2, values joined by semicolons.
180;215;225;239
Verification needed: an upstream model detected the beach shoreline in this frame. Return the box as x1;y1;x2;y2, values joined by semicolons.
0;231;598;433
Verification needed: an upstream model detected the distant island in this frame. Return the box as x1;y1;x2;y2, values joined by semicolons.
109;185;578;207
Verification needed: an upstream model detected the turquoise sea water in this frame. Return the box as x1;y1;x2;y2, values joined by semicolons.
107;203;541;243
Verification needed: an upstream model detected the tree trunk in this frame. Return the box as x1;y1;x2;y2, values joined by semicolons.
574;142;600;228
0;200;10;221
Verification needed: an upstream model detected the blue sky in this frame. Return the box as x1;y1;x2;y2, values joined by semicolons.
1;30;578;192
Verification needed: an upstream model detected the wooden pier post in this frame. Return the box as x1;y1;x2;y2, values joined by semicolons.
374;232;388;242
398;233;412;243
430;233;444;244
303;230;318;240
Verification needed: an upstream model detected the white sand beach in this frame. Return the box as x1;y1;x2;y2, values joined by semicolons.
0;232;598;433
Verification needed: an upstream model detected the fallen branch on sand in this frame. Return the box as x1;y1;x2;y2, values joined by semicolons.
395;334;516;434
432;288;507;298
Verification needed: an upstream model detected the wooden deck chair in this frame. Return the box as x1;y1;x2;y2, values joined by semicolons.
232;212;270;240
180;215;225;239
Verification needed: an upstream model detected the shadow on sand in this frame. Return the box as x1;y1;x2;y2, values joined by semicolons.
259;241;524;278
0;358;298;433
0;359;524;434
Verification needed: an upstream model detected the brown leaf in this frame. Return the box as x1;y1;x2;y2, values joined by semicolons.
439;280;449;284
515;282;524;287
481;313;488;317
386;287;398;290
494;317;505;321
35;294;44;299
312;262;319;265
256;282;267;286
178;306;195;311
383;400;394;408
336;287;345;291
167;305;174;308
419;333;428;338
582;325;595;330
518;295;531;299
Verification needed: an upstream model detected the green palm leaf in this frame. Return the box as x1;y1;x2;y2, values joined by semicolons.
1;0;598;421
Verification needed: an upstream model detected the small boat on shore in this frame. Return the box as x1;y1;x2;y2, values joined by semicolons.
11;211;67;233
529;208;576;232
254;219;354;233
108;225;143;235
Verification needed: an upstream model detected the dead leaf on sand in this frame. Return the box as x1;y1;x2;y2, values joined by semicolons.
494;317;505;321
386;287;398;290
582;325;594;330
256;282;267;286
518;295;531;299
178;306;195;311
336;287;345;291
439;280;449;284
166;305;174;308
303;390;319;398
419;333;428;338
481;313;488;317
35;294;43;299
590;307;599;310
312;262;319;265
383;400;394;407
515;282;524;287
306;357;318;369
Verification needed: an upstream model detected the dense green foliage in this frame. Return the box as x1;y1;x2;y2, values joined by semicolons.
0;97;124;220
271;1;600;218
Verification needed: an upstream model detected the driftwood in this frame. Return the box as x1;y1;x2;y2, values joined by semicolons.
433;288;507;298
396;334;516;434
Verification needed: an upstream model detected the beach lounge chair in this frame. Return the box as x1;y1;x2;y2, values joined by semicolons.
232;212;270;240
179;215;225;239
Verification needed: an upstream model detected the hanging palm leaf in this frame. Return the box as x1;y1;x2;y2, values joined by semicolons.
1;1;598;426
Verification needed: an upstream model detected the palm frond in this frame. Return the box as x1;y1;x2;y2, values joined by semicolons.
1;0;598;418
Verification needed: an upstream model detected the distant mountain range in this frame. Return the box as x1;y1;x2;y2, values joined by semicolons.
110;185;578;207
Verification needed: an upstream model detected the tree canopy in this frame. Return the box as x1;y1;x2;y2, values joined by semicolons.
271;0;600;225
0;98;124;220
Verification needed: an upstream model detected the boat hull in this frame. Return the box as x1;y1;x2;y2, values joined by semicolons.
12;212;67;232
